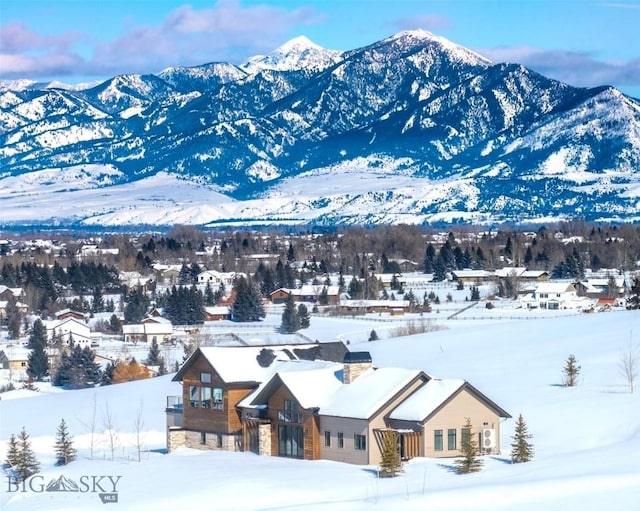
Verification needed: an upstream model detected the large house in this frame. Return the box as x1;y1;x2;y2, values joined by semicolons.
520;282;588;310
44;313;93;348
166;347;510;466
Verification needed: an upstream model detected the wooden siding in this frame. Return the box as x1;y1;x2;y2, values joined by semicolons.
181;354;254;434
422;387;501;458
266;384;320;460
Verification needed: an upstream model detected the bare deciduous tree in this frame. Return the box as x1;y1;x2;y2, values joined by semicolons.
619;340;639;393
102;402;119;461
77;393;98;460
134;399;145;462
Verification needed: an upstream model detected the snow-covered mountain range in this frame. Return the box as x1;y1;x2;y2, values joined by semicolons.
1;29;639;228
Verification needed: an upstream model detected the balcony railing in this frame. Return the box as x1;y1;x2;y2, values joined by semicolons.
166;395;183;412
278;410;304;423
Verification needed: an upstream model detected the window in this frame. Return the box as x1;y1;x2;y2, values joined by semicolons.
201;387;212;408
278;425;304;458
324;431;331;447
200;432;206;445
461;427;470;447
354;434;366;451
213;388;223;410
337;432;344;449
448;429;457;450
434;430;443;451
279;400;303;423
189;385;199;408
200;372;212;383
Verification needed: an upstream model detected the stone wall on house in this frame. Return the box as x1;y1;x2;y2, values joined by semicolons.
167;428;186;453
184;430;242;452
258;423;271;456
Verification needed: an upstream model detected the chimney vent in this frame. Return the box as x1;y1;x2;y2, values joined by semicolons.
342;351;372;384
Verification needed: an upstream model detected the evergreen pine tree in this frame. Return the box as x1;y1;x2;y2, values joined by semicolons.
562;354;581;387
379;429;401;477
368;329;379;342
281;294;300;333
102;361;116;385
510;414;534;463
454;418;483;474
232;276;265;322
5;433;19;468
297;303;310;329
54;418;77;465
27;320;49;381
146;338;162;366
13;428;40;482
627;277;640;310
158;358;168;376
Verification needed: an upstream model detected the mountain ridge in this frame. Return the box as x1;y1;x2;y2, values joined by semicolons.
0;30;639;227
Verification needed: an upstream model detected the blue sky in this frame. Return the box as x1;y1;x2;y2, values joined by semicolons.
1;0;639;96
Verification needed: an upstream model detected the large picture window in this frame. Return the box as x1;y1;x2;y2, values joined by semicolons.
278;425;304;458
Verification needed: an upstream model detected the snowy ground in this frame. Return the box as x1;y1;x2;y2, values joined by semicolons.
1;310;639;510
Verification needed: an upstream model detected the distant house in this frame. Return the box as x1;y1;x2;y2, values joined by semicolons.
45;316;92;348
0;300;29;318
0;346;30;371
338;299;410;315
270;286;340;305
451;270;494;284
0;285;23;301
166;349;511;466
122;315;173;344
204;306;231;321
197;270;239;289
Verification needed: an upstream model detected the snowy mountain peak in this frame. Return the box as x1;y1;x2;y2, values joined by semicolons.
386;29;492;66
240;36;343;73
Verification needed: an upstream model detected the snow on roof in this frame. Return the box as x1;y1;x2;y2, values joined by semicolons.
321;367;424;419
494;267;526;277
535;282;576;293
340;299;410;308
196;346;312;383
389;379;465;421
239;361;343;409
452;269;493;278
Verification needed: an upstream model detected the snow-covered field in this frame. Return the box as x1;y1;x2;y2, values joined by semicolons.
1;311;639;510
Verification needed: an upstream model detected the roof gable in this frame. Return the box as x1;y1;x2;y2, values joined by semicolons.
389;380;511;422
320;367;429;420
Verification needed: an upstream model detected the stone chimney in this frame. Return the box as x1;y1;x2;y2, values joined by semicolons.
342;351;373;384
